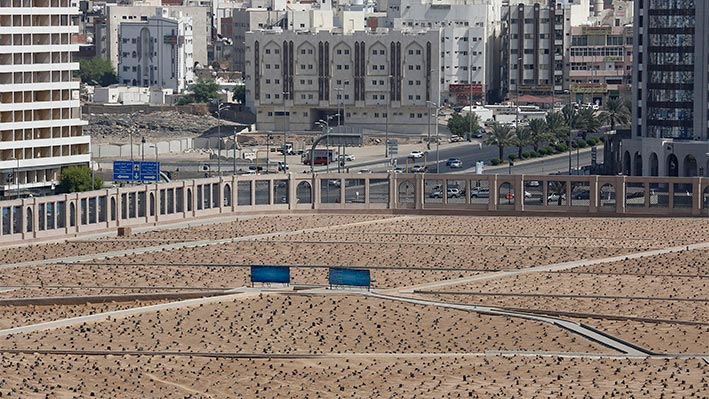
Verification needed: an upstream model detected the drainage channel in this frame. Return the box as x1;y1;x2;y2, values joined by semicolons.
368;292;654;357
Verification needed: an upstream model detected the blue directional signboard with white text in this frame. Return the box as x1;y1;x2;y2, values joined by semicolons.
113;161;161;182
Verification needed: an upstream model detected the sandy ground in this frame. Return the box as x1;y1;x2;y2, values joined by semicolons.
0;294;609;354
0;353;705;398
0;300;168;330
0;214;706;397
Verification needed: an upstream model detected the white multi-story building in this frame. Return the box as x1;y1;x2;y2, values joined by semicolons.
118;8;195;92
245;29;441;134
102;4;210;69
388;0;504;104
0;0;90;198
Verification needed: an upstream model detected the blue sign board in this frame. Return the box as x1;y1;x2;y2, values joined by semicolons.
113;161;161;182
251;265;291;285
328;267;371;290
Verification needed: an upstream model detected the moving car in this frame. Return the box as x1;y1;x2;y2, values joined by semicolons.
446;158;463;168
547;192;566;202
408;150;425;159
471;129;485;139
411;164;427;173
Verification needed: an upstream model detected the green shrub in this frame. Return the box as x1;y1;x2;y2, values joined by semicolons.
521;151;531;159
508;154;518;161
576;139;588;148
528;150;539;158
554;143;568;153
540;146;554;156
490;157;502;166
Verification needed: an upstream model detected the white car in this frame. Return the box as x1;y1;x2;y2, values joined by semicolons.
338;154;356;161
411;165;427;173
408;150;425;159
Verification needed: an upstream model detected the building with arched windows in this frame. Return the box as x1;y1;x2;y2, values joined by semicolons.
624;0;709;177
245;29;441;134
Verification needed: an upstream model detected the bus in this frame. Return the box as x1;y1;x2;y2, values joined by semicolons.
301;149;336;165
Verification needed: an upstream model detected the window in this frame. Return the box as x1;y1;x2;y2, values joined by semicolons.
265;49;270;54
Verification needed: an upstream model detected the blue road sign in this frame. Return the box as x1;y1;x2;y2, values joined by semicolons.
140;161;161;181
113;161;134;181
113;161;161;181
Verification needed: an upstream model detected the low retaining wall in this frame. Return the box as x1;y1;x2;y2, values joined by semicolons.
0;173;706;245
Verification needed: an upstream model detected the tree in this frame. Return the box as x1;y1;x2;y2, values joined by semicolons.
57;166;102;194
447;112;480;137
527;118;549;152
77;57;118;87
484;123;515;160
514;126;534;159
233;85;246;104
545;111;567;145
577;107;601;140
177;78;220;105
599;97;630;131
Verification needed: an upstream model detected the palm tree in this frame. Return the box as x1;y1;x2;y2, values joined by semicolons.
527;118;549;152
599;97;630;131
484;123;515;160
514;126;534;159
545;111;567;145
577;107;600;140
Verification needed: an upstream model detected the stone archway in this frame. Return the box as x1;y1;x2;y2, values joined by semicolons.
622;151;631;175
683;154;697;177
633;152;642;176
649;152;659;176
26;207;32;232
667;154;679;177
296;181;312;204
224;184;232;207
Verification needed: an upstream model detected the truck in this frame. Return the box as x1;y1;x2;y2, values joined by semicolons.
301;149;336;165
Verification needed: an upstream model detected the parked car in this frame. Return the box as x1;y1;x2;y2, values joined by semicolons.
526;180;540;187
329;179;341;187
430;187;461;199
449;135;464;143
408;150;425;159
446;158;463;168
358;169;372;174
277;161;289;171
338;154;356;162
411;164;427;173
470;187;490;198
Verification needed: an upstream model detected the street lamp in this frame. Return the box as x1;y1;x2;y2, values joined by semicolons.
128;110;143;183
282;91;289;174
385;74;393;158
426;101;436;151
213;100;230;178
233;129;241;175
565;89;572;174
334;87;344;126
9;155;18;199
266;131;272;174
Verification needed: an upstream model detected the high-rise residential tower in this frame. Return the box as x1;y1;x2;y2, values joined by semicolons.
0;0;90;198
624;0;709;177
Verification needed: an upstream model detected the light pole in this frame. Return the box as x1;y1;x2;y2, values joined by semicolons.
266;131;272;174
9;155;18;198
128;110;143;183
425;101;436;151
385;75;392;158
282;91;289;174
214;100;230;178
233;129;240;175
565;89;572;174
140;136;145;184
334;87;344;126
